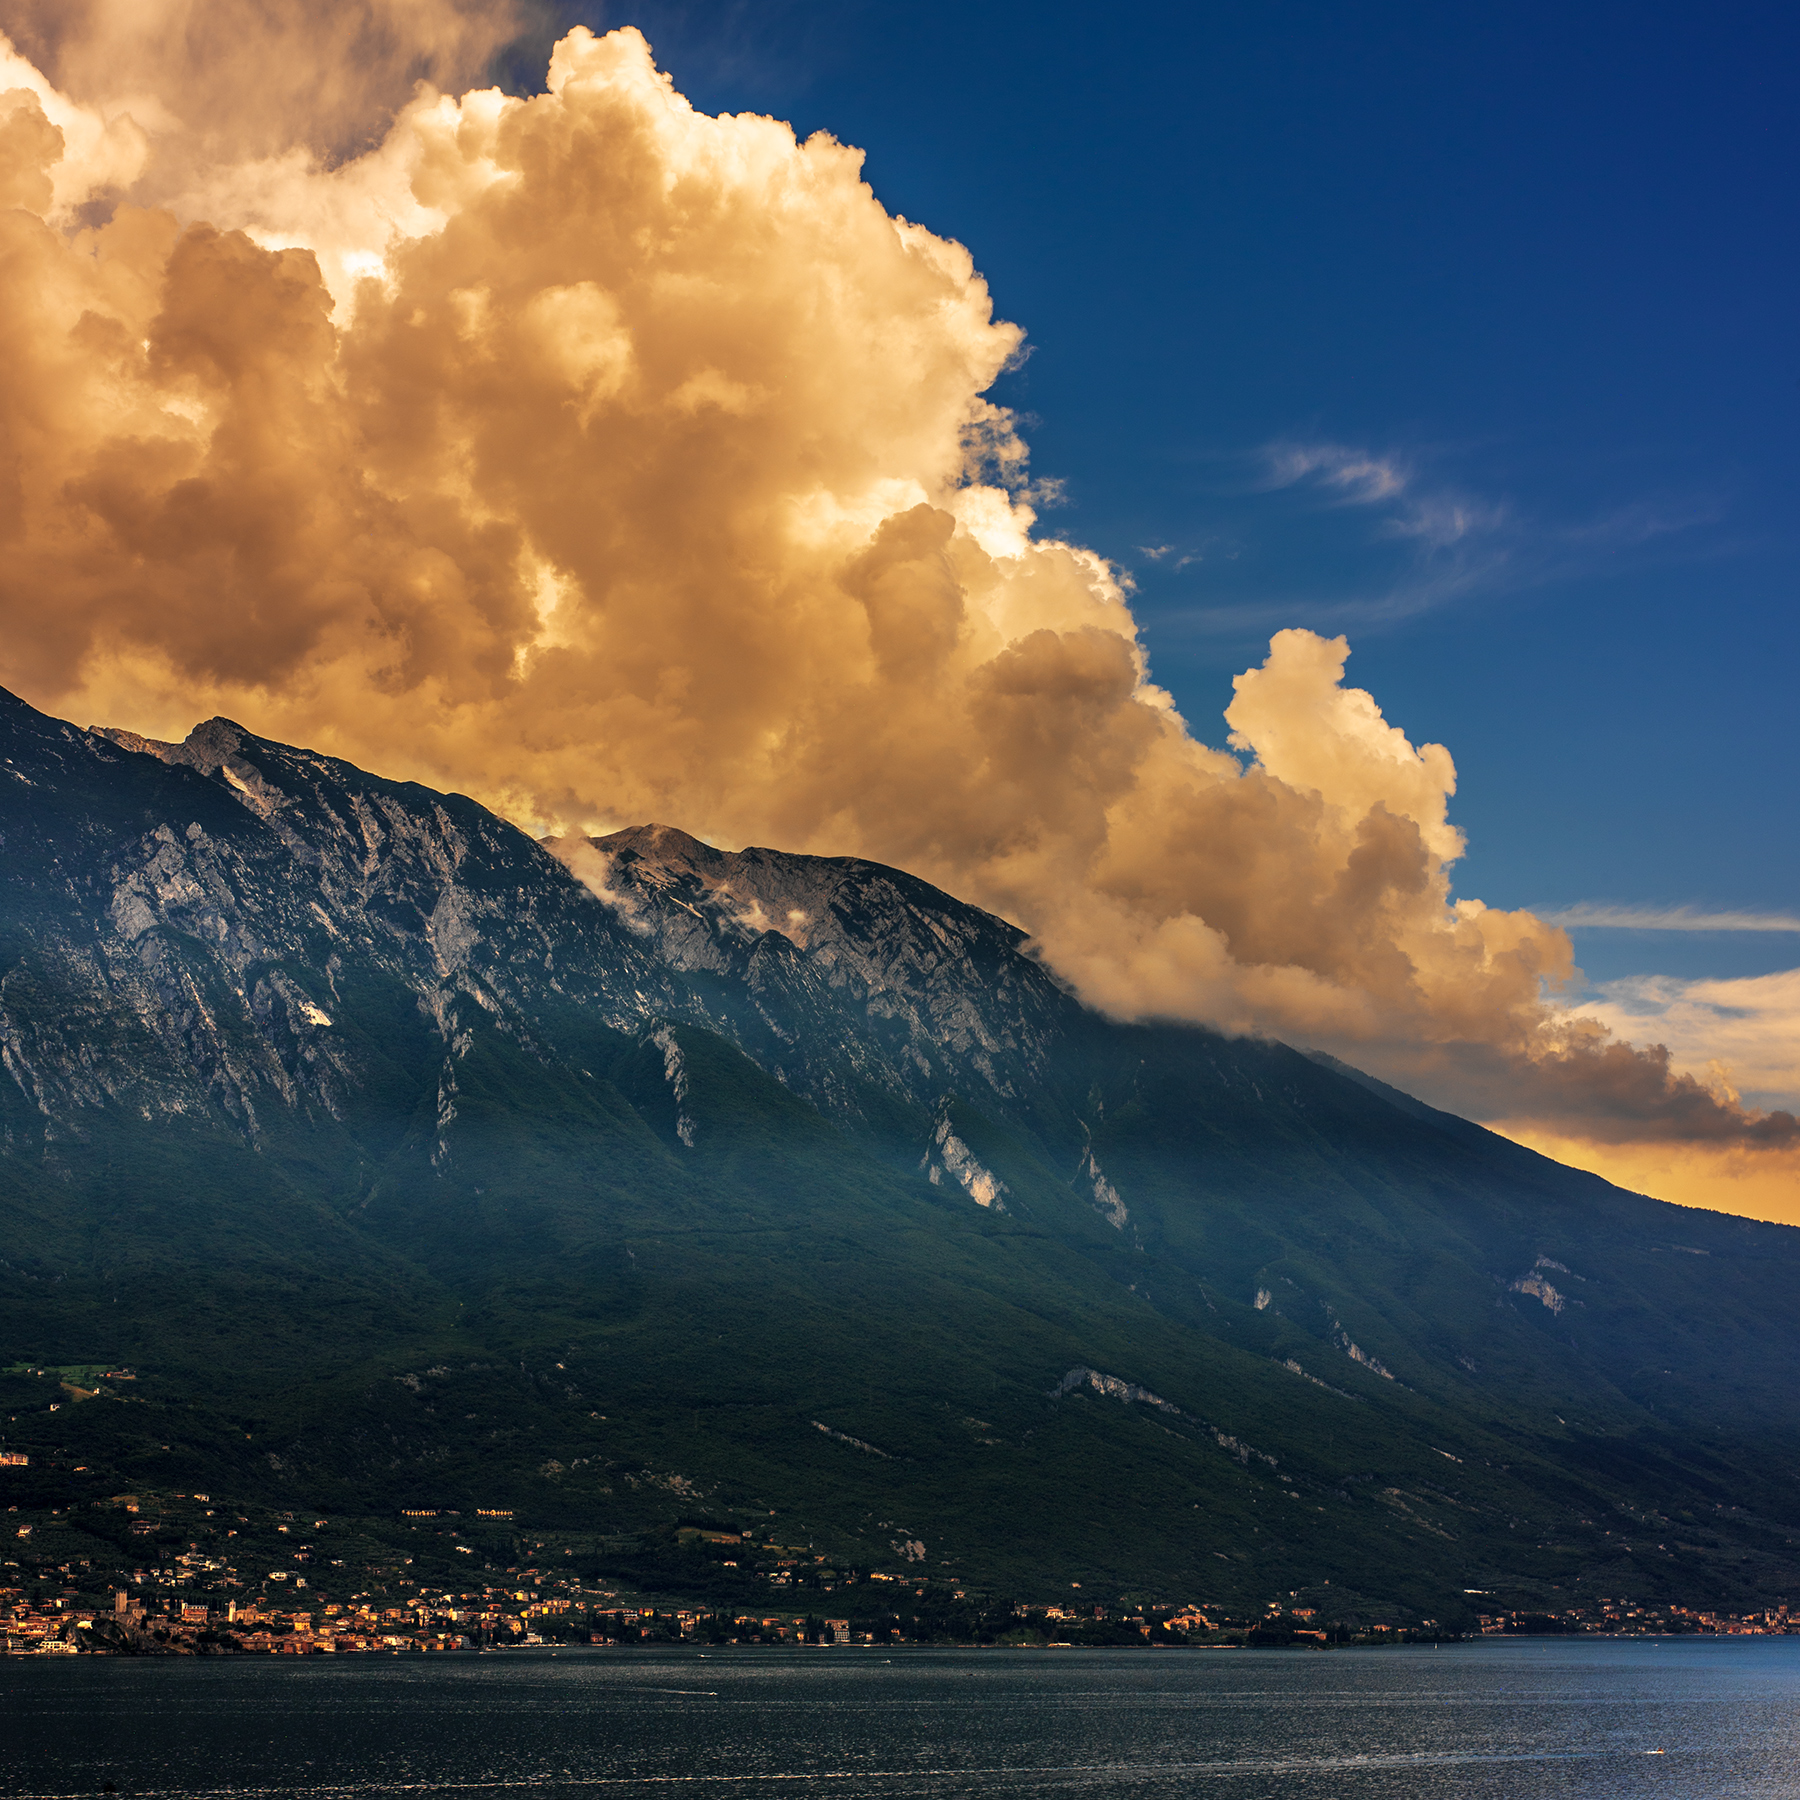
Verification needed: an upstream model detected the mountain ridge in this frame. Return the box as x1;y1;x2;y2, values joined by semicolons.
3;682;1798;1620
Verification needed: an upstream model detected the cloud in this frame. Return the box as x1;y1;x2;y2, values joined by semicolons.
1164;440;1720;644
0;18;1791;1204
1264;441;1411;506
1570;969;1800;1113
1122;437;1521;636
1539;904;1800;934
545;836;650;934
0;38;149;216
1556;494;1728;552
1263;438;1507;549
5;0;527;167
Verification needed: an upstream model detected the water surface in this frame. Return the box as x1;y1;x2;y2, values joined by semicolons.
4;1639;1795;1798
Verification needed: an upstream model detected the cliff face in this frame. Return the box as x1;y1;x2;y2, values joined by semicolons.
0;693;1474;1208
4;682;1800;1617
4;695;1083;1171
582;823;1081;1139
3;698;677;1157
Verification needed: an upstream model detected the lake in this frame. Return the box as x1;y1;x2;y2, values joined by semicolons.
3;1639;1796;1798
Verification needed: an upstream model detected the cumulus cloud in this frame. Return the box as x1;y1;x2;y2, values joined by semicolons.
0;14;1792;1209
5;0;525;167
1571;969;1800;1115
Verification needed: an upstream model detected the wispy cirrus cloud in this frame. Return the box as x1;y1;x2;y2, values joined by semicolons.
1149;437;1730;641
1261;439;1508;549
1264;442;1412;506
1554;493;1729;551
1540;904;1800;933
1141;440;1515;636
1135;541;1209;571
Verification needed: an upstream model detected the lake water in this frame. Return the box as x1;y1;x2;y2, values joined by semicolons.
3;1640;1796;1798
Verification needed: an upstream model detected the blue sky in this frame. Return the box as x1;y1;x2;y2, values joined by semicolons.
504;0;1799;991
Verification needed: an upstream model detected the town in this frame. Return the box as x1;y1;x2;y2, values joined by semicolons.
5;1485;1795;1654
7;1584;1796;1656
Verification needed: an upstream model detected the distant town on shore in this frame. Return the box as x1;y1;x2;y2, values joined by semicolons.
6;1483;1794;1656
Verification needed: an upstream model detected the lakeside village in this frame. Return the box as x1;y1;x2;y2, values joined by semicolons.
4;1484;1796;1655
7;1588;1796;1657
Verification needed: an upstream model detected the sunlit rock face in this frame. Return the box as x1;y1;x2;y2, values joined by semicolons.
579;824;1080;1134
3;684;1093;1169
2;690;678;1151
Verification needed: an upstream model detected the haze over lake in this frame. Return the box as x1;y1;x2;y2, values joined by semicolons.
5;1640;1797;1799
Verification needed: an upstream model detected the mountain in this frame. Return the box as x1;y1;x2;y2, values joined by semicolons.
3;683;1799;1624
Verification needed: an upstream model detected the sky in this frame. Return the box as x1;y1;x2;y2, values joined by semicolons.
0;0;1794;1218
545;0;1800;967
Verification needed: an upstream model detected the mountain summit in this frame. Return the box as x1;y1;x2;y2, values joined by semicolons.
583;822;1078;1137
3;684;1798;1620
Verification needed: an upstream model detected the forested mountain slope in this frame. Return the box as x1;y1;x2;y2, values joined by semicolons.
3;684;1796;1620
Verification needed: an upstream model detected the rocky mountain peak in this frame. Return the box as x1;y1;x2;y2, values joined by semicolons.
588;822;1080;1130
164;717;255;777
91;716;254;776
592;824;1033;970
597;823;736;880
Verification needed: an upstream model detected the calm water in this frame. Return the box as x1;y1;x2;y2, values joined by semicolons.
3;1640;1796;1799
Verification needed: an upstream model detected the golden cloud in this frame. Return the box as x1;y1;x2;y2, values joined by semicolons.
5;0;523;166
0;16;1793;1205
